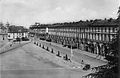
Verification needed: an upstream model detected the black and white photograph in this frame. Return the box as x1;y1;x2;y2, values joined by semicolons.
0;0;120;78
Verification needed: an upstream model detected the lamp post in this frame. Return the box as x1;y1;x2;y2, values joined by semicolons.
70;40;74;59
71;45;73;58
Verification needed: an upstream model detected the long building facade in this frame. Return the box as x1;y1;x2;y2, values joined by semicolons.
29;20;119;57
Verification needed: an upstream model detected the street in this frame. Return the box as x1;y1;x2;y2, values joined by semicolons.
0;41;90;78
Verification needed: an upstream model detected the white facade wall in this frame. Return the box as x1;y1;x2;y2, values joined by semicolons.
7;32;28;40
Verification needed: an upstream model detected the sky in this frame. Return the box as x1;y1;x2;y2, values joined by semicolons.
0;0;119;28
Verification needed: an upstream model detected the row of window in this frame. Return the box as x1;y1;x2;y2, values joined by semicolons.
48;32;114;42
30;26;118;42
47;27;118;33
8;33;28;39
31;27;118;34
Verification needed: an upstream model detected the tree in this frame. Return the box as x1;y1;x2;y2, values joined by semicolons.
117;6;120;21
84;29;119;78
118;6;120;16
108;18;113;22
84;7;120;78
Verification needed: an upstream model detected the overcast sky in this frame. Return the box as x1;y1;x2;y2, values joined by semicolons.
0;0;119;28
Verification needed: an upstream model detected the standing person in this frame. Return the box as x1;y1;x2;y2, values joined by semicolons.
101;44;105;56
97;43;101;55
88;43;90;52
91;43;94;53
89;42;92;53
90;43;94;53
104;44;108;57
94;43;98;54
96;42;101;58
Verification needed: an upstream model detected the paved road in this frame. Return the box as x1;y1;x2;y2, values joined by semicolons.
0;42;88;78
34;39;107;67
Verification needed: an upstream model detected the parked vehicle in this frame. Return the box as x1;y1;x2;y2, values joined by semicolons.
21;37;29;41
83;64;90;70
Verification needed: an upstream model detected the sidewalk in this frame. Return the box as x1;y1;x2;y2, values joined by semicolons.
37;40;107;62
32;39;107;68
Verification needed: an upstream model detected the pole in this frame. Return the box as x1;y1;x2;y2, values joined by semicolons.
71;45;73;58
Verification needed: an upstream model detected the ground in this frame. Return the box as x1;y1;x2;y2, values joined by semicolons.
0;39;107;78
0;42;88;78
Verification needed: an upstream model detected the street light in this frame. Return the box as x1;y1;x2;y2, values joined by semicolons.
70;39;75;59
71;45;73;58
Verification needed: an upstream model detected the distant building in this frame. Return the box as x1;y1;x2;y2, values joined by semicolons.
0;22;8;41
8;25;28;40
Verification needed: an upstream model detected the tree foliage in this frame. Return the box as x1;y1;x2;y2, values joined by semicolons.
83;7;120;78
83;32;119;78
